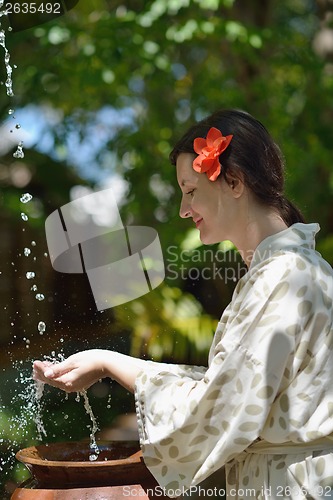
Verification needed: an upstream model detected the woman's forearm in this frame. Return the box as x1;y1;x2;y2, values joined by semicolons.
101;351;147;393
33;349;148;394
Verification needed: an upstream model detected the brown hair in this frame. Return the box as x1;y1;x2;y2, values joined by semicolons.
170;109;305;227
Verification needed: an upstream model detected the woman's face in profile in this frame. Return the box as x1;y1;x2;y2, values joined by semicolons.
176;153;238;245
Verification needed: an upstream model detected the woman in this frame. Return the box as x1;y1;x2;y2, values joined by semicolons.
33;109;333;498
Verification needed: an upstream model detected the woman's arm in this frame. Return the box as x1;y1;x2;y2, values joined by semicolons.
33;349;147;393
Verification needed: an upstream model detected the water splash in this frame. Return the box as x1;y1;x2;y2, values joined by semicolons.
0;367;47;482
13;369;47;441
22;355;101;462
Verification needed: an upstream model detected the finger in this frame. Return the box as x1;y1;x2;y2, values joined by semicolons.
32;361;46;379
52;373;78;391
33;360;52;371
33;368;74;392
32;361;54;381
41;360;73;380
32;366;52;384
32;369;50;385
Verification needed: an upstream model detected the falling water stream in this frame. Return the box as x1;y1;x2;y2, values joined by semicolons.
21;190;101;458
0;6;103;489
14;193;102;462
78;391;100;461
0;0;25;158
0;0;13;98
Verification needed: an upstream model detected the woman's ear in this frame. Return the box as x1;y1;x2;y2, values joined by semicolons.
225;172;245;198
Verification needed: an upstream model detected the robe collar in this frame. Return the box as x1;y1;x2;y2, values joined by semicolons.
249;222;320;271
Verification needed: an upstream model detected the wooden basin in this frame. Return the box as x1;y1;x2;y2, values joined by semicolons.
15;440;152;488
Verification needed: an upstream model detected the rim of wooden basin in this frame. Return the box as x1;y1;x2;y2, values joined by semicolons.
16;440;143;468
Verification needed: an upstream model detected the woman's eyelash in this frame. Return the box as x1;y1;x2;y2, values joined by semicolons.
186;189;195;196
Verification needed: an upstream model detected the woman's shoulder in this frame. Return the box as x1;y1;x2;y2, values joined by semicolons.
236;245;333;302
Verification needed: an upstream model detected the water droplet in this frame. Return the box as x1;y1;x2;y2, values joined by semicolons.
13;142;24;159
31;241;36;246
20;193;33;204
26;272;35;279
23;247;31;257
31;284;37;291
89;454;98;462
8;108;14;115
20;212;28;221
35;293;45;301
38;321;46;334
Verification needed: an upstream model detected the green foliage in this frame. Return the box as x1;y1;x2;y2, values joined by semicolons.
117;284;216;364
2;0;333;242
1;0;333;493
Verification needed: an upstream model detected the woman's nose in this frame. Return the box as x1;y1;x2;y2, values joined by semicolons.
179;198;191;219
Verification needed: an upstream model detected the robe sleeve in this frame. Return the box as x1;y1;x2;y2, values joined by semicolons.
134;253;313;496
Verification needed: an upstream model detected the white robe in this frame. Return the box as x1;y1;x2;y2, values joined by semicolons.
135;223;333;499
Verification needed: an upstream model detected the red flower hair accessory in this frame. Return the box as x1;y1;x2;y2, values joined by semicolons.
193;127;233;181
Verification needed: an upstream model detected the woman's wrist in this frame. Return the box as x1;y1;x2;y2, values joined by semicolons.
100;350;146;393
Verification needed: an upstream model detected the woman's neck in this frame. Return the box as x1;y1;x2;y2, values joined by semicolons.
235;211;288;267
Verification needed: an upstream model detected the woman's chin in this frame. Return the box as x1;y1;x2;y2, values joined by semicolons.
199;232;218;245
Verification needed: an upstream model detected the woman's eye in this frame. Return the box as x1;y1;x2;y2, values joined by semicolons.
186;189;195;196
